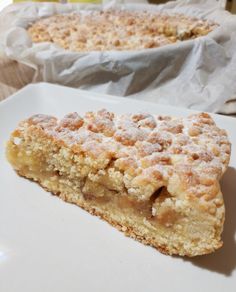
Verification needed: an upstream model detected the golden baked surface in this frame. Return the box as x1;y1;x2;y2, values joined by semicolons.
6;110;230;256
27;10;217;52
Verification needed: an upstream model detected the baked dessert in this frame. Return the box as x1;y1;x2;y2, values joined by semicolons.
6;110;230;256
27;10;217;52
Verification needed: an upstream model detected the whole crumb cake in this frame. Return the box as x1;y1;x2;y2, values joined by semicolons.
27;10;218;52
6;110;230;256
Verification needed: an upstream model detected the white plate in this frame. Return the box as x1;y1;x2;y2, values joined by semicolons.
0;83;236;292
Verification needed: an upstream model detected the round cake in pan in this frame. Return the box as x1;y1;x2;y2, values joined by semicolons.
27;10;217;52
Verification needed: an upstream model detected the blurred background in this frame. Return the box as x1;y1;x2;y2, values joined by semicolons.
0;0;236;13
150;0;236;12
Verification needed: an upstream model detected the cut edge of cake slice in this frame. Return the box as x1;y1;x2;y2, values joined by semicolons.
6;109;231;257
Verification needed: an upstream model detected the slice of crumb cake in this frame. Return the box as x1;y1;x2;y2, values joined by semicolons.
6;109;231;256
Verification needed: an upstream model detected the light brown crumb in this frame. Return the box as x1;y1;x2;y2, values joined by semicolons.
27;10;217;52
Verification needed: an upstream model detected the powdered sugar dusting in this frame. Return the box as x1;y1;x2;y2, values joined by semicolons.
17;109;231;202
27;10;217;52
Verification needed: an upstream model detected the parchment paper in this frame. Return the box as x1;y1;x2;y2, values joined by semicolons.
0;0;236;113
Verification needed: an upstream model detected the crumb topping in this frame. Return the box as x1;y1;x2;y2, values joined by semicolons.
27;10;217;52
17;110;230;205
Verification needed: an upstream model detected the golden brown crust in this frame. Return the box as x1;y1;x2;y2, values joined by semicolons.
27;10;218;52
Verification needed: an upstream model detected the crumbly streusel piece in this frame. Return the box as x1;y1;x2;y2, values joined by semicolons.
27;10;218;52
6;110;230;256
